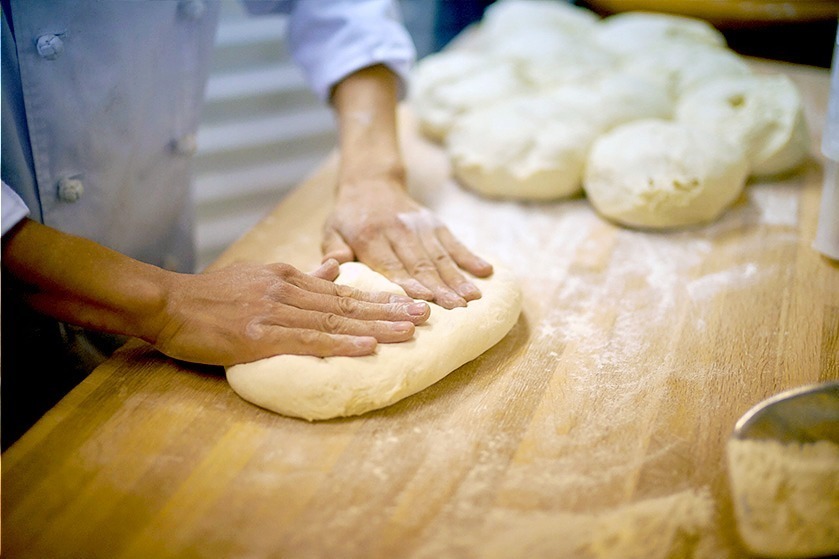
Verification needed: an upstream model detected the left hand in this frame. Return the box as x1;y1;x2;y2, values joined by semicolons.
322;177;493;309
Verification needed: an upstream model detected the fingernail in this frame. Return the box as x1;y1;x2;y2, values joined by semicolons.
441;293;466;309
408;280;434;299
354;337;377;352
457;283;480;300
407;302;429;316
391;321;414;333
390;294;414;304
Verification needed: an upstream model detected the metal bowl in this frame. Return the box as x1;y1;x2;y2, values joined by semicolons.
732;380;839;443
727;380;839;558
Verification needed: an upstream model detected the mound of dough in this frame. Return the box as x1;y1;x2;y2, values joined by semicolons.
226;263;522;420
515;39;620;90
583;119;749;229
408;4;809;211
478;0;599;40
410;51;527;142
446;75;672;200
622;43;752;99
593;11;726;57
448;101;600;200
676;74;810;176
541;73;674;131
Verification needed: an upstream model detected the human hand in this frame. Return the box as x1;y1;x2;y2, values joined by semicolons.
322;181;493;309
153;259;430;366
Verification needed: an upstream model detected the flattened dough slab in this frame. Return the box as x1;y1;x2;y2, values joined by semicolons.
226;262;522;420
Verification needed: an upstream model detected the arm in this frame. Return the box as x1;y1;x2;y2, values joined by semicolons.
2;219;430;366
285;0;492;309
323;64;493;309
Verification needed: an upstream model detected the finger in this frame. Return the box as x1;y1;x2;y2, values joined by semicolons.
418;231;482;302
270;262;414;306
267;305;417;344
388;234;466;309
271;280;430;325
243;325;378;361
435;227;494;278
310;258;340;281
322;226;355;264
355;237;436;302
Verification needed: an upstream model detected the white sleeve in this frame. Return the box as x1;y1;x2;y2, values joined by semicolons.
287;0;416;102
2;181;30;235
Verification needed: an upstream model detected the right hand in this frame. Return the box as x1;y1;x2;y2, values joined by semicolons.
153;259;430;366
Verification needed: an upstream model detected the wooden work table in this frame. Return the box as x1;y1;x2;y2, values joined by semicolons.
3;60;837;558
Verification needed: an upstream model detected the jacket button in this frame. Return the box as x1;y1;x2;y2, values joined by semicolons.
57;177;84;202
36;34;64;60
173;133;198;156
178;0;206;20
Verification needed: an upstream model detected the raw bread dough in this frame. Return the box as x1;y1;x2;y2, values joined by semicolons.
621;43;752;99
410;51;527;142
447;96;600;200
583;119;749;229
540;73;674;131
676;74;810;176
226;263;522;420
409;4;808;214
593;11;726;57
446;74;672;200
515;39;620;90
477;0;599;41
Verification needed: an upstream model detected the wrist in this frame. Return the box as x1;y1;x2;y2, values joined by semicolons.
123;264;176;347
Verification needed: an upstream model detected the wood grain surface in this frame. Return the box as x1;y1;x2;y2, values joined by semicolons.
3;60;837;559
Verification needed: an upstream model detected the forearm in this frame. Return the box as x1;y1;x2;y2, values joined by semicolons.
331;64;406;192
2;219;169;344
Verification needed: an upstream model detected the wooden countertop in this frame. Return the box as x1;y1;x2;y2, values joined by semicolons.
3;60;837;559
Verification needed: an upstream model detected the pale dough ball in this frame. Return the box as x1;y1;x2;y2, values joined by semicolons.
539;72;674;130
584;119;749;229
226;263;522;421
478;0;600;40
446;75;671;201
467;27;620;91
516;39;621;90
594;11;726;57
447;96;601;200
410;50;527;142
458;1;612;90
676;73;810;176
622;43;752;100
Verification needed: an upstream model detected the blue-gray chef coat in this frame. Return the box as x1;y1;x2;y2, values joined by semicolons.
1;0;414;272
0;0;414;448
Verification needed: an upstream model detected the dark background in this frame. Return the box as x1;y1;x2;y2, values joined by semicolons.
431;0;838;68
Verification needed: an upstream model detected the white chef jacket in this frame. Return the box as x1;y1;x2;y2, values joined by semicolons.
1;0;415;272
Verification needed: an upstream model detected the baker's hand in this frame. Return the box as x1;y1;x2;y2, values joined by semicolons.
322;181;493;309
153;259;430;366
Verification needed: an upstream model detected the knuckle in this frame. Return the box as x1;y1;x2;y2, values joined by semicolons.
267;281;291;301
380;260;403;273
336;296;359;315
409;259;436;275
320;312;345;333
269;262;295;280
297;328;323;348
334;284;355;298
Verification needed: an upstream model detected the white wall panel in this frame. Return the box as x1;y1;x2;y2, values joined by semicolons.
193;3;337;270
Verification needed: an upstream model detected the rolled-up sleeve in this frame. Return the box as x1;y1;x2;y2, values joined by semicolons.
287;0;416;102
2;181;30;235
